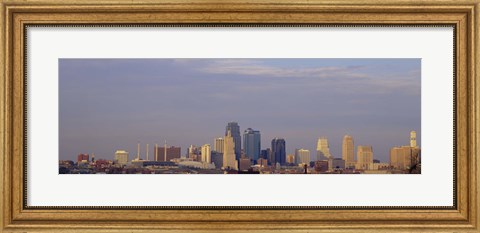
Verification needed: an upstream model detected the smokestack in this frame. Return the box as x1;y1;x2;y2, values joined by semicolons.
137;142;140;160
146;144;149;161
155;143;158;161
164;140;167;162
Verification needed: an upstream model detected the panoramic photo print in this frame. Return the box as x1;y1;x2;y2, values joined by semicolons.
59;58;421;174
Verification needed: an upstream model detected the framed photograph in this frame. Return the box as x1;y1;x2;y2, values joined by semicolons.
1;0;479;232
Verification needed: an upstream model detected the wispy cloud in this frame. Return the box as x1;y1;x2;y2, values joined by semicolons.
198;59;369;79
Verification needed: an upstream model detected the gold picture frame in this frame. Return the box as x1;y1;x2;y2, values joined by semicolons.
1;0;479;231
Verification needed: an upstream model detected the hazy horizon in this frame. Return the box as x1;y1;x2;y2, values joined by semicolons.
59;58;421;163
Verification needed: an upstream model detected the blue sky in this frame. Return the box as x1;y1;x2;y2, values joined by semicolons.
59;58;421;162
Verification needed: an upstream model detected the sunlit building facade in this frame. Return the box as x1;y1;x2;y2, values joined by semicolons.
342;135;355;168
410;130;417;148
316;137;332;161
390;146;420;170
295;148;311;164
214;137;224;153
114;150;129;165
201;144;211;164
223;129;238;170
225;122;241;160
286;154;295;164
155;146;181;162
356;145;373;170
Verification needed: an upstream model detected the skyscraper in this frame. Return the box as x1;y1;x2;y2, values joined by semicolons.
295;148;311;164
410;130;417;148
114;150;129;165
214;137;224;153
225;122;241;160
271;138;286;165
342;135;355;168
243;128;261;160
260;149;270;160
316;137;332;161
201;144;211;164
356;145;373;170
223;129;238;170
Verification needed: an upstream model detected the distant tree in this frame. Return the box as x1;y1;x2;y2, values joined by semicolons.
409;152;421;174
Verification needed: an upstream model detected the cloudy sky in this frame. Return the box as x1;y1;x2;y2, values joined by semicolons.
59;58;421;162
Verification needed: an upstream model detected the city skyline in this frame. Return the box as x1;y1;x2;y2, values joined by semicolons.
59;58;421;162
68;124;418;163
63;127;420;174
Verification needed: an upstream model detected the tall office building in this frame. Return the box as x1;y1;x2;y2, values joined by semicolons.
342;135;355;168
356;145;373;170
390;146;414;170
271;137;286;165
316;137;332;161
114;150;129;165
201;144;211;164
410;130;417;148
214;137;224;153
295;148;311;164
223;129;238;170
243;128;261;161
225;122;241;160
155;146;181;162
260;149;270;160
